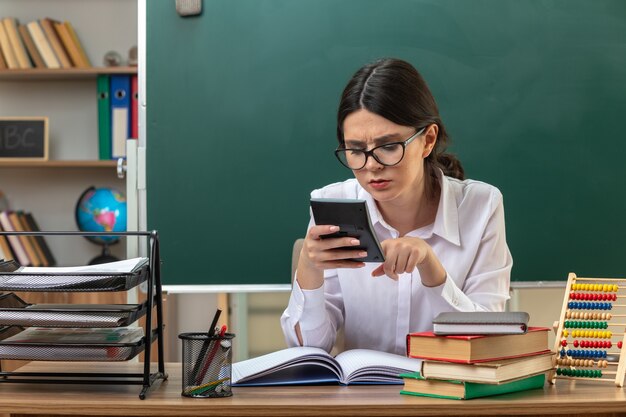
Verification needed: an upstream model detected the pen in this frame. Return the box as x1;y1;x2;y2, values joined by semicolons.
190;309;221;383
196;324;227;384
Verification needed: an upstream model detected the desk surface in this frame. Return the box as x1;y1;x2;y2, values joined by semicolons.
1;362;626;417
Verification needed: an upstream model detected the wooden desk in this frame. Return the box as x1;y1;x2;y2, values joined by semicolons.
1;362;625;417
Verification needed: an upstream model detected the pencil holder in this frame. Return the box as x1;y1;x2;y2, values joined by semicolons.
179;332;235;398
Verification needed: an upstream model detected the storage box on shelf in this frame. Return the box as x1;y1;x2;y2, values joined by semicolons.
0;230;166;400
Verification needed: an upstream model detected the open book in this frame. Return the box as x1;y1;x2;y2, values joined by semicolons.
232;346;422;386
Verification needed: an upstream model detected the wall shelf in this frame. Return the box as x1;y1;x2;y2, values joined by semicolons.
0;67;137;81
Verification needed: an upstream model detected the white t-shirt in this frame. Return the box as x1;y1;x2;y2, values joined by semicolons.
280;170;512;355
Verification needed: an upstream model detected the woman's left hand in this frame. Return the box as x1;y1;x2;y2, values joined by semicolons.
371;237;446;286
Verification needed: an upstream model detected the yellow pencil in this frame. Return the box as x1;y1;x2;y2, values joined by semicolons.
184;377;230;395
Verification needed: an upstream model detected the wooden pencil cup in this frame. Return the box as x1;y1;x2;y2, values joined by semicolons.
179;332;235;398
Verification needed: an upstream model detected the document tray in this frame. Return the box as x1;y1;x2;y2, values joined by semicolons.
0;265;149;292
0;293;146;328
0;326;156;361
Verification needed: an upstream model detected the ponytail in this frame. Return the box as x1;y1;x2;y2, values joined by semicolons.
437;153;465;180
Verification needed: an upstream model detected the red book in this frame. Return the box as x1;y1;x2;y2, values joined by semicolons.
406;327;550;364
131;74;138;139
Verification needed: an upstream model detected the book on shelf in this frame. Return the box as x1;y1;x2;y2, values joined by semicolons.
0;18;18;69
232;346;422;386
432;311;530;335
406;327;550;363
40;17;72;68
0;211;30;266
400;371;546;400
64;20;91;67
21;212;56;266
17;23;45;68
420;351;554;384
0;225;14;261
53;20;86;68
7;211;42;267
26;20;59;68
15;211;48;267
3;18;31;69
0;47;6;69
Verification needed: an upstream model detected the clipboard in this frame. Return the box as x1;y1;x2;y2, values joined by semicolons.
310;198;384;262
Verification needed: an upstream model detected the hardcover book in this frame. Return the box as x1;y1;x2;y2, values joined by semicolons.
39;18;72;68
3;18;31;69
400;371;546;400
17;23;45;68
433;311;530;335
406;327;550;363
26;20;60;68
232;346;422;386
420;351;554;384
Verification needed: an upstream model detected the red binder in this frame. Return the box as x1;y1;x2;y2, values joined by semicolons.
131;74;138;139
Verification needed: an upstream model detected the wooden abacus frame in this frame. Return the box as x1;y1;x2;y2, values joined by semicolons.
550;273;626;387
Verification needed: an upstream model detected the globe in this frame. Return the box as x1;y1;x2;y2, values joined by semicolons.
75;186;127;246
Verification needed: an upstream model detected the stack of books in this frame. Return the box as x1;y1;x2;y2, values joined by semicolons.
0;16;91;70
401;312;553;400
0;210;55;267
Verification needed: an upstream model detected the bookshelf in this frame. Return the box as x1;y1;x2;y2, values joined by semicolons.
0;0;138;266
0;66;137;80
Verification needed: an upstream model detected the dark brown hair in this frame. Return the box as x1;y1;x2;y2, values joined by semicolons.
337;58;464;198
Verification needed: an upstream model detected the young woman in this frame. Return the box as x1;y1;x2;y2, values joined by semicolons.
281;58;512;355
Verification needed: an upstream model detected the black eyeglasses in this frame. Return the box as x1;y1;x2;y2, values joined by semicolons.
335;127;426;170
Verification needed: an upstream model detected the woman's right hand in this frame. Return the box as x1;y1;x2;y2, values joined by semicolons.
296;225;367;289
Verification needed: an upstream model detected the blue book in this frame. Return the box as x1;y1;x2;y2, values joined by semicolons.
109;75;131;159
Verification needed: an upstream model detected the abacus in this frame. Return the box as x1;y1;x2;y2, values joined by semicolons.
550;273;626;386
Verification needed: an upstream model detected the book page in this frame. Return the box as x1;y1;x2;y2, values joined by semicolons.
0;258;149;289
335;349;422;384
20;257;148;274
1;327;144;344
0;310;123;327
232;346;342;385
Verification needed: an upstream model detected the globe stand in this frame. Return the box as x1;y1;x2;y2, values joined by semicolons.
88;243;120;265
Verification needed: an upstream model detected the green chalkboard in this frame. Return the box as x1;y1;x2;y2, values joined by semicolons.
147;0;626;286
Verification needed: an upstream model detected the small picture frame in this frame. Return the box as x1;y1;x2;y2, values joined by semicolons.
0;117;49;161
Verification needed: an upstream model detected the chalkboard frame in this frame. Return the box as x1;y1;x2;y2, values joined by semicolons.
0;117;49;161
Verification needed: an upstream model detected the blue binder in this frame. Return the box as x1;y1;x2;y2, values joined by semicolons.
110;75;131;158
